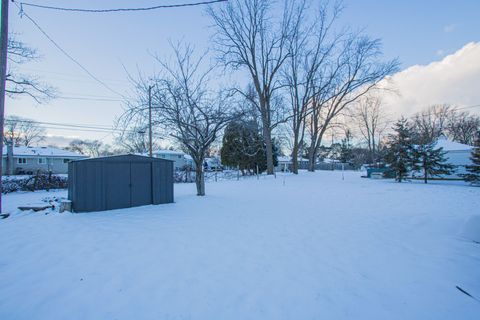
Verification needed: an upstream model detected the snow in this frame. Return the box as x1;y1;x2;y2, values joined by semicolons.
152;149;184;155
435;137;473;151
0;171;479;319
2;146;86;158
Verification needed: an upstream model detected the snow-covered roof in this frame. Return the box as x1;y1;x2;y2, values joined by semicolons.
2;146;87;158
277;156;292;163
152;149;184;155
277;156;309;163
434;137;473;152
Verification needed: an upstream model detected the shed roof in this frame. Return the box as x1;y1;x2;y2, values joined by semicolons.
69;154;174;163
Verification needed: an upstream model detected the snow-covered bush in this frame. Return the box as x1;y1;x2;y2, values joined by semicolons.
2;173;68;194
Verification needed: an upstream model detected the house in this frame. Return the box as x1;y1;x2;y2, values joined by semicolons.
275;156;309;172
152;149;190;170
2;145;88;175
434;137;474;178
204;157;223;171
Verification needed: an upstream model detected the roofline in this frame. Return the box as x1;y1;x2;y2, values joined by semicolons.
2;154;87;158
69;154;175;162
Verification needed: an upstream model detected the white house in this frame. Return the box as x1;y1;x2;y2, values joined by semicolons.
434;137;474;178
152;149;190;170
275;156;309;172
2;145;88;175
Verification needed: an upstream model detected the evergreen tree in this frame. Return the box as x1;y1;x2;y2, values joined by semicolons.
414;142;454;184
339;130;354;164
221;121;265;173
462;132;480;185
221;121;278;174
385;118;415;182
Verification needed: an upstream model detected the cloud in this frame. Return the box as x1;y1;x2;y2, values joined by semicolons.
378;42;480;117
443;24;456;33
435;49;445;57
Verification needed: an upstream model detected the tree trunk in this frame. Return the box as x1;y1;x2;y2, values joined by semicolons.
195;162;205;196
307;145;316;172
291;144;299;174
424;158;428;184
263;125;274;175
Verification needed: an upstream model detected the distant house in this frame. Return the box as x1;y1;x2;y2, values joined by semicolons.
275;156;309;172
152;149;189;170
434;137;474;178
204;157;223;171
2;145;88;175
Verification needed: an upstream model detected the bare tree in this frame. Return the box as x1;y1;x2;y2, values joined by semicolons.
411;104;452;144
3;116;46;146
6;35;55;103
114;118;162;154
411;105;480;145
446;111;480;145
122;43;236;196
283;1;342;173
305;34;399;171
67;139;102;157
352;94;389;163
208;0;302;174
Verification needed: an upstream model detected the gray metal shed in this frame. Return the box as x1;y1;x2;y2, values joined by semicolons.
68;154;174;212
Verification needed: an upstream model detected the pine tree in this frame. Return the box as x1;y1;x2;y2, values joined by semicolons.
221;121;265;173
385;118;415;182
340;130;354;164
414;142;454;184
221;120;278;174
462;132;480;185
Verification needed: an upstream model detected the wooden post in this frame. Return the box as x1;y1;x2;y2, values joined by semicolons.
148;85;154;157
0;0;10;213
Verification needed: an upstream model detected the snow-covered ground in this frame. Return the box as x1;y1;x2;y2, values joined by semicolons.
0;171;479;319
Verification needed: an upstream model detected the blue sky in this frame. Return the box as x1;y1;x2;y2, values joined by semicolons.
5;0;480;145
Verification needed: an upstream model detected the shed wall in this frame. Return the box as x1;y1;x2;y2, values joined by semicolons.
68;156;173;212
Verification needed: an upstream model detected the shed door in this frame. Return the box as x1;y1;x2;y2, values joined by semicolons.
105;162;131;210
130;162;152;207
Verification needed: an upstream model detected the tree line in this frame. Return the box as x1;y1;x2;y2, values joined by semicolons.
119;0;399;195
384;116;480;185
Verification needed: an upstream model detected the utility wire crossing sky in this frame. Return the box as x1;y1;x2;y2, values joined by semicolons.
12;0;228;13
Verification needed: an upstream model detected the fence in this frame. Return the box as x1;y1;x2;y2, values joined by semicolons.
296;162;357;171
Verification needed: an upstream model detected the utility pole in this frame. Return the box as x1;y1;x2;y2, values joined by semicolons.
148;85;154;157
0;0;10;213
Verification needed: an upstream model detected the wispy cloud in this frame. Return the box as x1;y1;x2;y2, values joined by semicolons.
443;24;456;33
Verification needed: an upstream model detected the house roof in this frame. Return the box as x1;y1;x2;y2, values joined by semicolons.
2;146;87;158
435;137;473;152
152;149;184;155
277;156;309;163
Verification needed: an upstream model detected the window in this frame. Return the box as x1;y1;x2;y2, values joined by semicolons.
17;158;27;164
38;158;47;164
63;159;70;164
178;155;182;159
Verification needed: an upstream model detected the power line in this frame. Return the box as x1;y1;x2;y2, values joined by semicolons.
14;0;228;13
57;96;123;102
5;118;164;137
13;2;127;99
